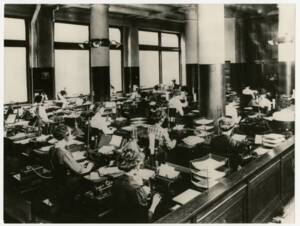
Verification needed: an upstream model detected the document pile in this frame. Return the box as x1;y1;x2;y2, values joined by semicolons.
262;133;285;148
71;151;87;161
190;154;227;189
158;164;180;179
98;166;122;176
140;168;155;181
172;189;201;205
182;136;205;146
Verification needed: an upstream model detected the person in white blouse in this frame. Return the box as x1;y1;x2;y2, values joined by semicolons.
90;104;114;134
168;91;188;116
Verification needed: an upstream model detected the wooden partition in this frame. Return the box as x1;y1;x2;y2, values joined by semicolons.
156;137;294;223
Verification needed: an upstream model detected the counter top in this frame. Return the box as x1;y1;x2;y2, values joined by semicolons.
156;136;294;223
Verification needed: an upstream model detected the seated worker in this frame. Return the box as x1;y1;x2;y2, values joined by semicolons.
241;85;258;107
225;96;240;124
257;88;272;113
57;89;68;108
148;109;176;163
49;124;94;222
34;90;48;103
130;85;141;100
30;95;51;127
171;79;180;90
111;147;162;223
153;85;160;94
90;103;114;135
210;117;244;172
168;91;188;116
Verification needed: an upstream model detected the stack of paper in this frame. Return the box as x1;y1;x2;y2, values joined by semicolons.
172;189;201;205
262;134;285;148
39;145;53;153
182;136;205;146
9;133;26;141
158;164;180;179
173;124;185;130
254;147;271;156
98;167;122;176
140;168;155;180
98;145;115;155
35;134;51;142
48;138;58;144
195;125;214;131
194;118;214;125
191;178;219;189
71;151;87;161
191;169;225;180
231;134;247;142
14;138;31;144
191;158;225;171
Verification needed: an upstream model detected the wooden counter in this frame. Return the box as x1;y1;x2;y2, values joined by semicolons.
156;137;295;223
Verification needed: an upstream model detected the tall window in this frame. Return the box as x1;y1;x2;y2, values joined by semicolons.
109;27;122;92
4;18;28;103
54;22;90;97
138;30;180;88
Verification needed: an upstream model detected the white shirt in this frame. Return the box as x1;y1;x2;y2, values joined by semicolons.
242;87;257;98
258;96;272;111
225;102;240;123
169;96;186;116
90;112;112;134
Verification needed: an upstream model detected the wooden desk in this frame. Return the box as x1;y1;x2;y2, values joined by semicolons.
156;137;294;223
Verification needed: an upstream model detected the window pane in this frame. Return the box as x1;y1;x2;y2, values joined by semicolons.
109;28;121;43
4;47;27;103
161;33;179;47
138;31;158;45
139;51;159;88
110;50;122;92
162;51;180;85
55;50;90;96
4;18;26;40
54;23;89;43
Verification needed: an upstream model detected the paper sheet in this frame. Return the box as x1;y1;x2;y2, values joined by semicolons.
98;167;121;176
173;189;201;205
71;151;87;161
254;147;271;156
39;145;53;152
110;135;123;147
231;134;246;142
14;138;31;144
191;158;225;170
191;169;225;180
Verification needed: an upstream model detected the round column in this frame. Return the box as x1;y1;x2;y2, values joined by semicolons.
278;4;295;96
90;4;110;101
197;4;225;119
184;5;199;96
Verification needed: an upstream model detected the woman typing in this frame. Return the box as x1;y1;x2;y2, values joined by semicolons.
111;147;162;223
49;124;94;222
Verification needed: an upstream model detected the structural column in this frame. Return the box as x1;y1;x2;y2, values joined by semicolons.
184;5;199;97
90;4;110;101
185;4;225;119
31;5;55;100
198;5;225;119
278;4;295;96
123;25;140;93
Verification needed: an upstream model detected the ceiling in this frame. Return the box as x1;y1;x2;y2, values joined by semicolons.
5;4;278;23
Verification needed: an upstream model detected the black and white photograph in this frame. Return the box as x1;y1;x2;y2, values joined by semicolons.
1;1;297;224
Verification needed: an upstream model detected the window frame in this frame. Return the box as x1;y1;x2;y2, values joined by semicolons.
4;16;31;104
109;26;124;92
54;21;91;97
138;29;182;85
